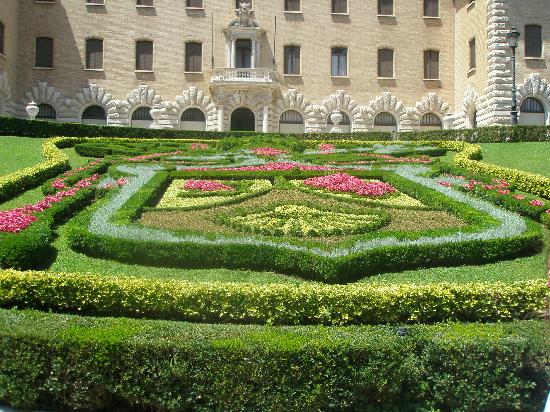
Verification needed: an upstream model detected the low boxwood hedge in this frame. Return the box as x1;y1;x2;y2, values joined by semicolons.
0;310;547;412
0;270;545;325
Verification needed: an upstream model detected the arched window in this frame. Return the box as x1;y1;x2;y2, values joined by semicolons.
279;110;305;134
0;22;5;56
180;108;206;131
519;97;546;126
373;112;398;132
82;105;107;125
420;113;442;130
231;107;255;131
327;112;351;133
520;97;544;113
37;104;56;120
131;106;153;128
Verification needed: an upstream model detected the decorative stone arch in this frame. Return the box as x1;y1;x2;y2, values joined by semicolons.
23;81;74;119
0;71;13;116
517;73;550;125
229;105;258;132
275;89;312;123
362;92;407;131
174;87;217;130
107;85;162;127
75;84;113;121
462;86;479;129
321;90;362;132
225;90;272;132
411;93;450;130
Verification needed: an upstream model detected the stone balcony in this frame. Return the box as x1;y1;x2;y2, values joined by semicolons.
210;68;277;87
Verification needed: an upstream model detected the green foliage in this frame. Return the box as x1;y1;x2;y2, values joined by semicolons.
0;188;96;270
0;270;546;325
41;161;111;195
0;310;547;412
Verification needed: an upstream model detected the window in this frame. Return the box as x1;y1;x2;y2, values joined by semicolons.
525;25;542;58
378;48;394;78
86;0;105;5
420;113;442;128
469;38;476;71
374;112;396;126
331;0;347;14
284;45;301;75
181;108;206;122
520;97;544;113
424;0;439;17
82;105;107;124
186;0;203;7
378;0;393;16
37;104;56;120
86;39;103;70
331;47;347;76
280;110;304;124
136;40;153;71
185;42;202;72
136;0;154;6
235;0;252;9
132;107;152;120
0;22;4;56
424;50;439;79
285;0;300;12
35;37;53;68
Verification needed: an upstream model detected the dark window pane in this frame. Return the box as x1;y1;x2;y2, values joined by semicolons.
186;0;203;7
420;113;442;126
520;97;544;113
82;105;106;120
374;112;396;126
424;0;439;17
280;110;304;124
0;22;4;56
36;37;53;68
285;0;300;11
181;108;206;121
86;0;105;4
332;0;347;13
136;40;153;70
331;47;347;76
525;25;542;58
137;0;154;5
469;38;476;70
284;45;300;75
378;0;393;15
86;39;103;69
132;107;152;120
185;42;202;72
378;48;394;78
424;50;439;79
37;104;56;119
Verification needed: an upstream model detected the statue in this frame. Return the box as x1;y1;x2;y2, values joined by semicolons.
236;2;253;27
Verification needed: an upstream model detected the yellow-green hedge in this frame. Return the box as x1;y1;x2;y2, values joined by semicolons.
0;270;546;325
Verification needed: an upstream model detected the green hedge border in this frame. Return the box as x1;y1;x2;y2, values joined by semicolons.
0;270;546;326
0;310;548;412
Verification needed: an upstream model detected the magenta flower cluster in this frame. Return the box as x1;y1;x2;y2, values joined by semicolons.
183;180;234;192
188;162;332;172
359;153;433;164
191;143;209;150
304;173;396;197
251;147;288;156
319;143;336;154
1;175;100;234
126;151;183;162
63;159;103;176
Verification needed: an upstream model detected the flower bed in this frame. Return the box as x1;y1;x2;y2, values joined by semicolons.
303;173;396;197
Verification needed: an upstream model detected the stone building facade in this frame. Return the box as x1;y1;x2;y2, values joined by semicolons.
0;0;549;132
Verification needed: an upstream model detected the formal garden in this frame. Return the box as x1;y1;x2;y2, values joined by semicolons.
0;117;549;411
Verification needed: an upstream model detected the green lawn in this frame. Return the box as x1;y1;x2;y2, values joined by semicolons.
480;142;550;177
0;137;46;176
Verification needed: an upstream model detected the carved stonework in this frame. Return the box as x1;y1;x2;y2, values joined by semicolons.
75;84;113;113
517;73;550;106
23;81;75;118
276;88;313;122
126;84;162;109
362;92;407;129
0;71;13;116
321;90;363;131
411;93;450;121
171;86;218;130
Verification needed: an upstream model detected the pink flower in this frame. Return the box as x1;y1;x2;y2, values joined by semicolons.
530;200;545;207
513;195;526;200
482;185;495;190
497;189;511;195
0;210;37;233
304;173;396;197
545;209;550;214
51;178;66;189
184;180;234;192
188;162;333;172
319;143;336;154
191;143;209;150
463;184;475;191
126;151;183;162
251;147;288;156
359;153;433;164
438;181;452;187
117;178;128;186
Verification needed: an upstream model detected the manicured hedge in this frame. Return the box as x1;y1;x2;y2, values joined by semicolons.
0;137;72;202
0;270;546;326
41;160;111;195
0;188;95;270
2;115;550;142
0;310;548;412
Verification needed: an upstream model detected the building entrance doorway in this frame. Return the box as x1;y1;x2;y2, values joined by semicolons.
231;107;255;131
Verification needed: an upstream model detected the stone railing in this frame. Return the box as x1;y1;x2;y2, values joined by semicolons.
211;68;276;84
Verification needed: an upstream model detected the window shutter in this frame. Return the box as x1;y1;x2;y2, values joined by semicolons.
284;46;300;75
136;41;153;71
332;0;347;13
424;50;439;79
525;25;542;58
424;0;439;17
378;49;394;78
185;42;202;72
186;0;203;7
331;47;347;76
36;37;54;68
378;0;393;15
469;38;476;70
137;0;154;5
86;39;103;70
285;0;300;12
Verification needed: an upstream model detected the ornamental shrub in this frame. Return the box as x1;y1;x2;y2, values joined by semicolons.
0;270;546;325
0;310;547;412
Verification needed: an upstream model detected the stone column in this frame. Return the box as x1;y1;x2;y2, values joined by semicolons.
218;105;225;132
231;40;236;68
262;105;269;133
